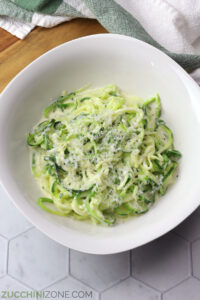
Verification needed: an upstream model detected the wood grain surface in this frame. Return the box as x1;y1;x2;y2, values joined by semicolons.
0;28;18;52
0;19;107;92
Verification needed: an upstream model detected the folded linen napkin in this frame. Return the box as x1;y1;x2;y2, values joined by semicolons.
1;0;200;78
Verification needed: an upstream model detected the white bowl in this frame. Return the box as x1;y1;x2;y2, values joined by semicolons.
0;34;200;254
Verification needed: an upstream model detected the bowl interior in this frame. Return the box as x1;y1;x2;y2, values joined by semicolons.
0;34;200;254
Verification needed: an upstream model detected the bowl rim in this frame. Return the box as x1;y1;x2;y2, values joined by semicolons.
0;33;200;254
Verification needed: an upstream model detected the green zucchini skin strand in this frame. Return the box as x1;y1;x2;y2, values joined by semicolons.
38;197;67;216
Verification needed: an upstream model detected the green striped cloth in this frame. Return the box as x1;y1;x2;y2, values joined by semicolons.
1;0;200;71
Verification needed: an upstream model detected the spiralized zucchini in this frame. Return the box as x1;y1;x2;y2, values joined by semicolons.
27;85;181;225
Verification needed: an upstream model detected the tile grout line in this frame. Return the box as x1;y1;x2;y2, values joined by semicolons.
68;248;71;276
99;276;130;295
68;272;99;294
40;274;69;290
99;290;102;300
190;241;194;276
172;231;190;243
190;236;200;244
162;276;191;295
0;232;9;240
193;274;200;281
6;239;9;275
129;250;132;276
8;273;34;290
8;226;34;241
131;272;161;293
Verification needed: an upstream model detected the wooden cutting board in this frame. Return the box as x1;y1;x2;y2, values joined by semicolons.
0;19;107;93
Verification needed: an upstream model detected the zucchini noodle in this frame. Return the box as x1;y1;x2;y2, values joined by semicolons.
27;85;181;225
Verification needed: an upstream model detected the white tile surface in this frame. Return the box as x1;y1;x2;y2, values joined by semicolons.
0;236;7;278
163;278;200;300
0;276;34;300
175;211;200;242
0;186;200;299
131;232;190;291
195;206;200;216
0;184;32;239
192;239;200;279
101;277;160;300
8;228;68;290
70;249;129;291
44;276;98;300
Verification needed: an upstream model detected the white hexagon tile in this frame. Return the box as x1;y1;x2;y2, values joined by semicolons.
163;278;200;300
0;276;35;300
192;239;200;280
101;277;160;300
0;184;32;239
8;228;69;290
174;211;200;242
70;250;130;291
0;236;8;278
1;176;200;300
131;232;191;291
43;277;98;300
